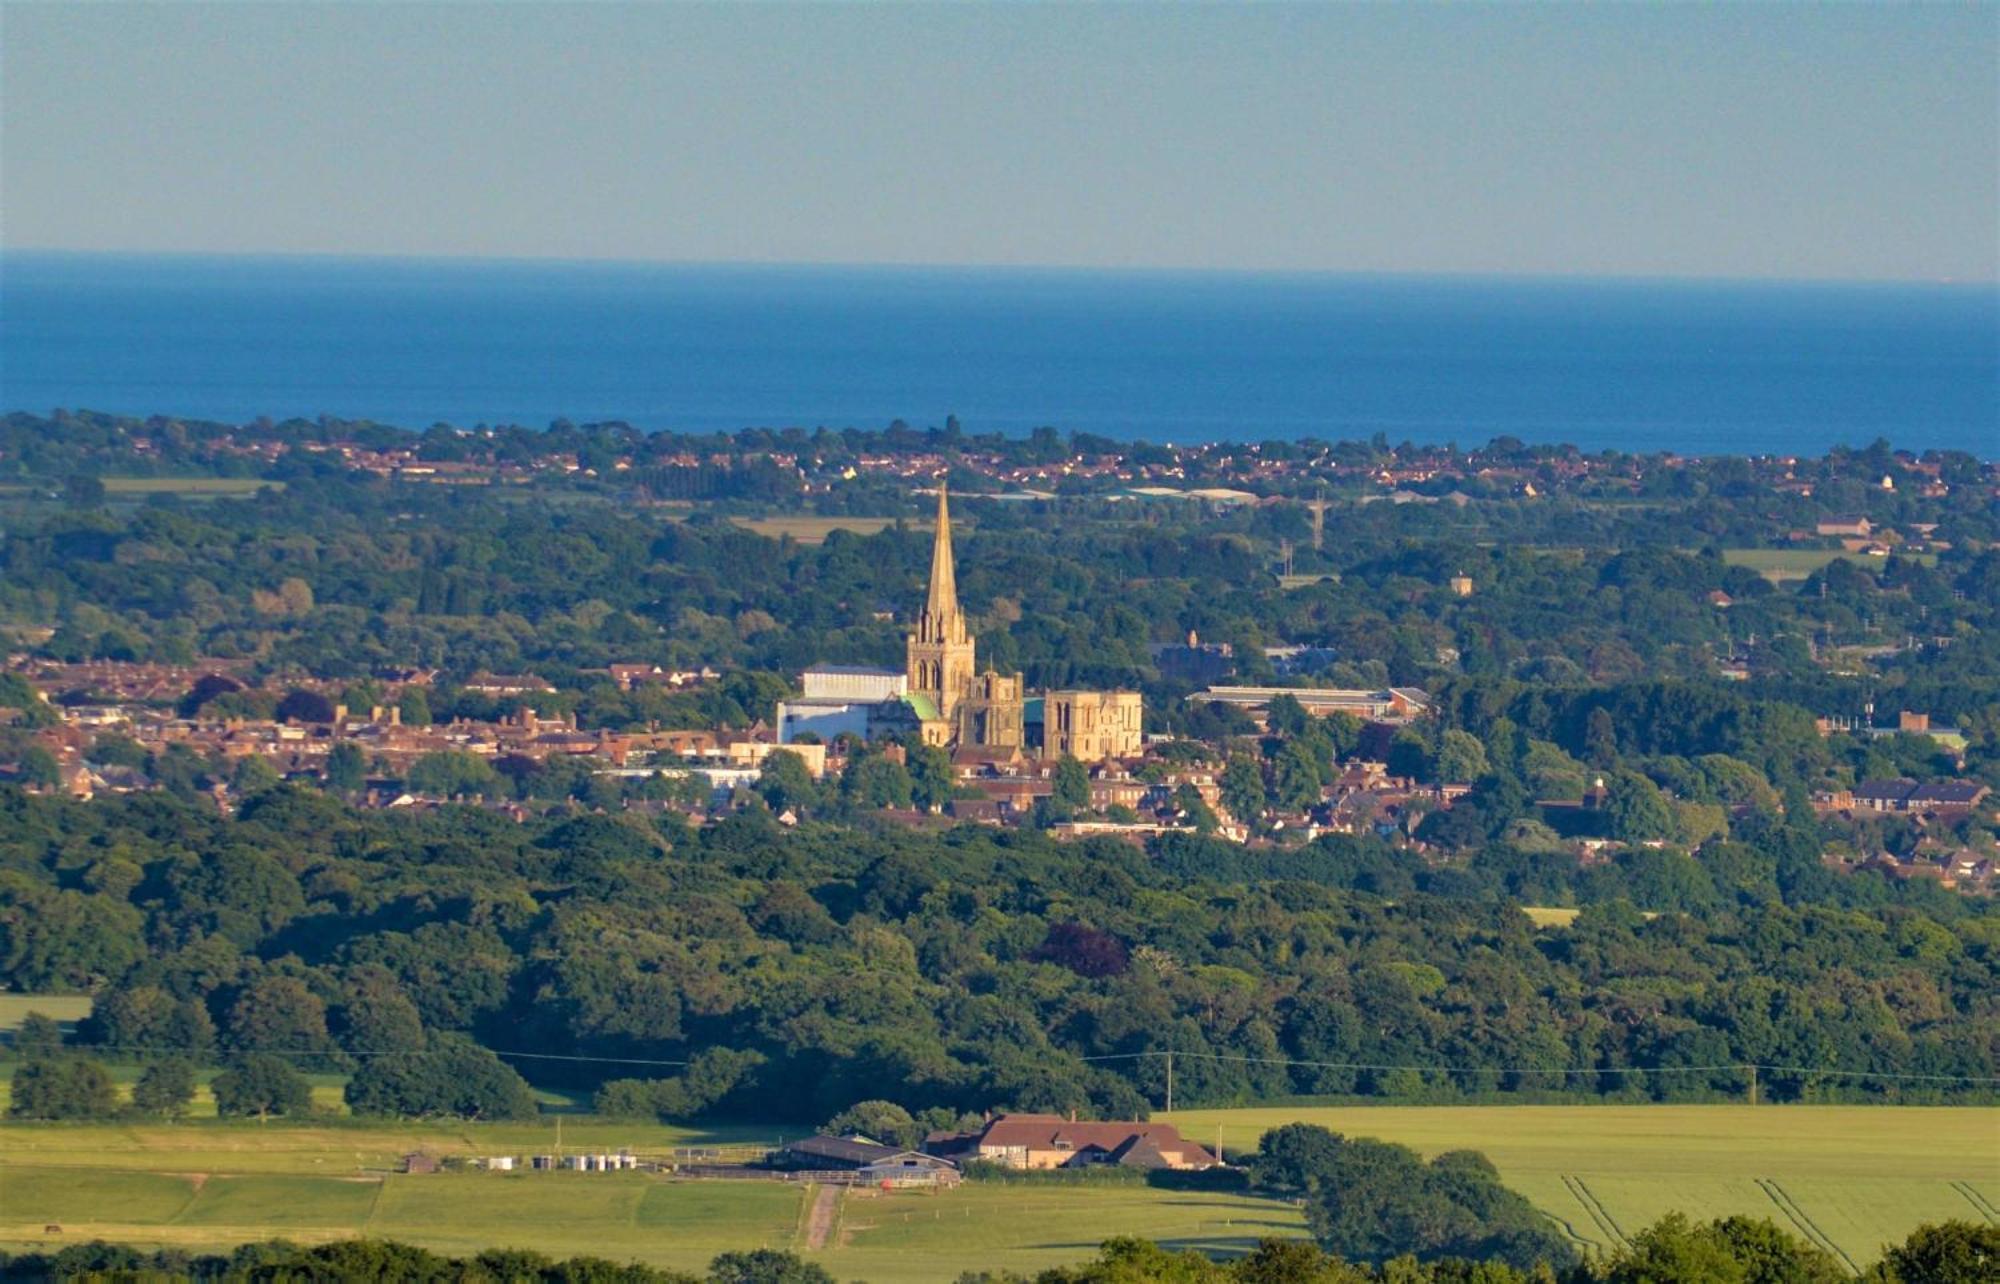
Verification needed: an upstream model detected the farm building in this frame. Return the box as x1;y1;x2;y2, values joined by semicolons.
778;1135;960;1186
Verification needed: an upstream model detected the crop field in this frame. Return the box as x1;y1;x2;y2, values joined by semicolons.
1;1106;1991;1276
1165;1104;2000;1270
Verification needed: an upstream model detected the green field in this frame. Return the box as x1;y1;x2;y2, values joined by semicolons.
1165;1105;2000;1272
729;516;929;544
0;995;92;1031
1722;547;1935;583
1;1107;1992;1276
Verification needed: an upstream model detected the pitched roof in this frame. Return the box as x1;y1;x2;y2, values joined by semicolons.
971;1114;1216;1166
784;1134;902;1166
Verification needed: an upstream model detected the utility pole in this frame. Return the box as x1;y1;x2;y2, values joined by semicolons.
1307;485;1329;552
1747;1064;1759;1107
1165;1051;1174;1115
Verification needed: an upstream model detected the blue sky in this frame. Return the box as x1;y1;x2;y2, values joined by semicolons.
3;3;1994;281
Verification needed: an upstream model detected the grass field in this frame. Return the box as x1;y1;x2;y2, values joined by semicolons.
728;516;930;544
1520;906;1581;928
1722;547;1935;583
1;1107;1991;1275
0;995;92;1031
1164;1105;2000;1271
0;1060;347;1117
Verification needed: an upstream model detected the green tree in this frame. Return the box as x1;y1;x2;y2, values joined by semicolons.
324;740;368;793
1220;755;1264;822
9;1057;117;1119
1605;770;1678;843
1052;755;1091;810
397;686;433;728
131;1057;197;1119
757;749;818;815
1435;729;1489;784
212;1053;313;1119
344;1035;536;1120
707;1249;835;1284
13;1010;65;1058
824;1099;922;1147
1876;1220;2000;1284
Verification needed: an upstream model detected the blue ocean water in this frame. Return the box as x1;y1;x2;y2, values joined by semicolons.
1;252;1994;456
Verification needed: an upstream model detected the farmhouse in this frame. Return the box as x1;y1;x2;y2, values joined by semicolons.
924;1113;1220;1171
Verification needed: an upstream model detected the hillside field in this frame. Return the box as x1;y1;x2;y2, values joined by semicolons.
0;1106;1991;1277
1165;1104;2000;1273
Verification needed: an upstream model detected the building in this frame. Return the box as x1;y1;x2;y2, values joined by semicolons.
1038;690;1143;762
1193;685;1429;725
925;1114;1219;1171
784;484;1142;763
778;1135;960;1186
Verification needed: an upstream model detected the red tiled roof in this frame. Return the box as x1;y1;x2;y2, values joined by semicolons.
971;1114;1216;1164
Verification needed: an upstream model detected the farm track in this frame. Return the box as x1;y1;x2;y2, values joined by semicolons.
1561;1176;1626;1249
1756;1179;1858;1275
803;1185;839;1251
1950;1181;1999;1225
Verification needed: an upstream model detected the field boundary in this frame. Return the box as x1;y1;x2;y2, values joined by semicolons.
1950;1180;1998;1225
1756;1179;1858;1275
1561;1176;1626;1250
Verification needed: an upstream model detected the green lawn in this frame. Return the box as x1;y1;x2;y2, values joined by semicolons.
1165;1104;2000;1268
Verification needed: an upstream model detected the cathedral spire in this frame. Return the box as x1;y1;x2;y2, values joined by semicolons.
926;482;959;624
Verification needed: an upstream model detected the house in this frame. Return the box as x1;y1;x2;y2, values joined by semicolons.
778;1135;960;1186
401;1152;440;1174
925;1113;1220;1171
1816;516;1872;539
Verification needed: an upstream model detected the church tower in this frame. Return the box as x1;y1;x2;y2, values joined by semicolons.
907;483;976;721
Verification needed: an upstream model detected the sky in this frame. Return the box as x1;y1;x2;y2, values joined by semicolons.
2;3;1995;281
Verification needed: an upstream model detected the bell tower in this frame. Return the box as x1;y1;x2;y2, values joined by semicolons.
907;483;976;719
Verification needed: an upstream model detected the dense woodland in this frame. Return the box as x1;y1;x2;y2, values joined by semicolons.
4;784;1994;1122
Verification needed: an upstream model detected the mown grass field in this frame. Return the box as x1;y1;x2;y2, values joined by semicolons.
1721;547;1935;582
1165;1104;2000;1271
729;516;928;544
0;995;92;1031
1;1107;1991;1276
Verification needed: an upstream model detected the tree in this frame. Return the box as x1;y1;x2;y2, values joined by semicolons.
1052;755;1091;810
324;740;368;793
757;749;818;815
212;1053;313;1119
1220;755;1264;822
13;1010;64;1059
1585;707;1620;768
131;1057;197;1119
823;1099;922;1147
1435;729;1489;784
1605;770;1678;843
1877;1220;1999;1284
17;743;62;789
275;688;337;724
9;1057;117;1119
707;1249;835;1284
397;686;433;728
230;753;281;796
906;742;953;812
343;1035;536;1120
63;473;106;508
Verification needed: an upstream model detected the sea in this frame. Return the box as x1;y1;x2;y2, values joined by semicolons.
2;252;1994;457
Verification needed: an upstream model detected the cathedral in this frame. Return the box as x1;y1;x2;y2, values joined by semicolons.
777;485;1143;763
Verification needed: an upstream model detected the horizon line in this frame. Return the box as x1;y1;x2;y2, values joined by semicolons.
4;245;1993;291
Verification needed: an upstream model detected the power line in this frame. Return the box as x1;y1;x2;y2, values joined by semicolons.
43;1042;2000;1087
1081;1049;2000;1086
